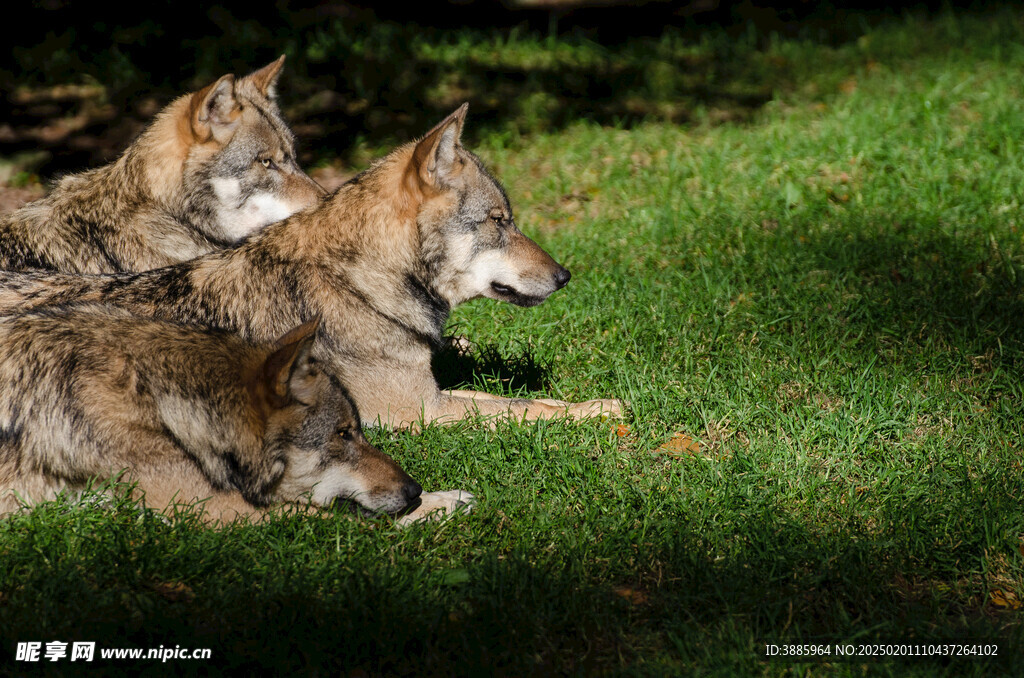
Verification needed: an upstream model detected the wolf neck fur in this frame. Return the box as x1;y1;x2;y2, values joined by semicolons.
256;147;452;347
131;95;222;243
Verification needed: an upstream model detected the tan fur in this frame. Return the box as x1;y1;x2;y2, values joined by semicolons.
0;57;324;274
0;106;622;429
0;307;465;525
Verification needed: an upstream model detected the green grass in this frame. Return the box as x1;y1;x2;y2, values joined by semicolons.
4;6;1024;676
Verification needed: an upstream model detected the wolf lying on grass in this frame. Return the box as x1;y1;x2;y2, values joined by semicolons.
0;105;622;428
0;56;324;274
0;306;472;525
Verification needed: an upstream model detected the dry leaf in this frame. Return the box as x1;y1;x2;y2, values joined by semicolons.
613;587;648;605
659;432;701;456
990;589;1021;610
615;424;631;437
150;581;195;603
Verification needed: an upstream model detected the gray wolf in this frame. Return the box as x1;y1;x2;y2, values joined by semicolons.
0;56;324;274
0;105;622;428
0;305;471;524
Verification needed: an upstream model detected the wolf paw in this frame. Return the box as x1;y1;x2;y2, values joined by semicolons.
395;489;475;526
570;398;624;420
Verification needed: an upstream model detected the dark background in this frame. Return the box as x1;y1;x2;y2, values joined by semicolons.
1;1;953;179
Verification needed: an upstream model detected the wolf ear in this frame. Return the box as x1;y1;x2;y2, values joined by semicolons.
244;55;286;99
263;318;321;408
411;103;468;188
190;74;241;144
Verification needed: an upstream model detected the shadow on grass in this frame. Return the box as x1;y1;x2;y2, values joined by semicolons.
0;0;880;177
286;48;774;170
0;41;773;179
432;340;554;394
1;488;1020;676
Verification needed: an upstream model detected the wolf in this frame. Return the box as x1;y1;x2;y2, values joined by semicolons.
0;56;324;274
0;105;622;428
0;306;472;525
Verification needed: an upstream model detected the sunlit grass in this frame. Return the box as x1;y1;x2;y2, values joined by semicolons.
3;5;1024;675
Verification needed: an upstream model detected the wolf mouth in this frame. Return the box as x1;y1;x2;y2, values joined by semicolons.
332;495;421;517
490;281;547;307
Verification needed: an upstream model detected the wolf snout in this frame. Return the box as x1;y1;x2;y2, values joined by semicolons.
554;266;571;289
403;478;423;504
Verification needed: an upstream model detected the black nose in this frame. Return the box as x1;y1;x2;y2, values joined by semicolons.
403;479;423;504
554;266;571;289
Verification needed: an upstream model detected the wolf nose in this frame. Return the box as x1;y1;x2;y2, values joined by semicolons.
554;266;571;289
403;479;423;504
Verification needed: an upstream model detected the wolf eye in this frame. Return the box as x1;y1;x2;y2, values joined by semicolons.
260;157;278;171
336;428;355;441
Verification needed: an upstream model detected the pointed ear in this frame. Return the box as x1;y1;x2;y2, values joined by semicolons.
189;74;241;144
244;55;286;99
411;103;468;188
262;318;320;408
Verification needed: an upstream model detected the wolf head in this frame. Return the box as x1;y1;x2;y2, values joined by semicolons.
251;321;422;514
177;56;325;244
403;104;571;308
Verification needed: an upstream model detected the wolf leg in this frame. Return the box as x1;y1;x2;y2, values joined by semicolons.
429;391;622;424
459;395;596;410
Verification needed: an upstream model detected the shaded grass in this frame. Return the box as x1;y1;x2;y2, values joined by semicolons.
13;3;1008;175
4;4;1024;676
